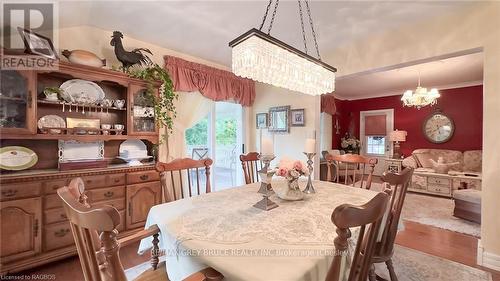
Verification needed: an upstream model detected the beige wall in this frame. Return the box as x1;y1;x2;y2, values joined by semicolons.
250;83;321;175
326;2;500;264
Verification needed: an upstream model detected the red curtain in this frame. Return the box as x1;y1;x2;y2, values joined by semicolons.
364;115;387;136
321;94;337;115
164;55;255;106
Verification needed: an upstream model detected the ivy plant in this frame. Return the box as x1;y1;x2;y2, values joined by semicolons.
127;64;177;143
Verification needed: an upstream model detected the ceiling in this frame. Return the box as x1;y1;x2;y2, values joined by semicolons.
334;51;484;100
58;0;474;68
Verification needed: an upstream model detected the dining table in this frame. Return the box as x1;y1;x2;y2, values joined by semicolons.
138;179;379;281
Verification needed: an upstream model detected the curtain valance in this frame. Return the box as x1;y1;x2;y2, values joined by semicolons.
320;94;337;115
164;55;255;106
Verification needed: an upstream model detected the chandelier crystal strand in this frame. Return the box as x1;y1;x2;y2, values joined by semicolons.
229;0;336;96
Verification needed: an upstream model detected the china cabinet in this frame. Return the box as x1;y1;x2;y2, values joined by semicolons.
0;60;162;274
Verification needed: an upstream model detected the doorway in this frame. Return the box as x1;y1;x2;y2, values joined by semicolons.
185;101;244;190
359;109;394;176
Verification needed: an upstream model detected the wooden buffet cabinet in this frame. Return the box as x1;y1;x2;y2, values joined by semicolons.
0;61;162;274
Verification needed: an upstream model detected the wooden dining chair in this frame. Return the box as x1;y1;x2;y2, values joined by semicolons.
369;168;414;281
156;158;213;202
240;152;262;184
57;178;222;281
326;192;390;281
325;153;378;189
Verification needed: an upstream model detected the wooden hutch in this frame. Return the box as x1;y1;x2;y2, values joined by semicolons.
0;62;163;274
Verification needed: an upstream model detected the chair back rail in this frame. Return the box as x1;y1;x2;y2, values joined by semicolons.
326;192;389;281
325;153;378;189
57;178;126;281
376;168;414;258
240;152;262;184
156;158;213;201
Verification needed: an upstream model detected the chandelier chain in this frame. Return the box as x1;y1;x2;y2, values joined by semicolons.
258;0;273;31
267;0;280;34
297;0;308;54
305;0;321;60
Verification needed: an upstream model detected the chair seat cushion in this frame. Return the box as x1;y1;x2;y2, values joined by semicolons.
453;189;482;204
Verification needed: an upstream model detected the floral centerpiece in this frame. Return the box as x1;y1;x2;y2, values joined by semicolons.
274;159;309;200
341;136;361;154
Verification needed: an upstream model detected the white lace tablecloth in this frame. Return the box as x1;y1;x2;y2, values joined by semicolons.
138;180;378;281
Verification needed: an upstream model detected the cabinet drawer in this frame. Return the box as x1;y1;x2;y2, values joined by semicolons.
107;173;126;187
81;175;108;189
88;186;125;203
1;182;41;201
94;198;125;211
127;170;159;184
428;185;451;195
43;194;63;210
44;208;68;224
428;177;451;186
44;221;74;251
43;179;70;194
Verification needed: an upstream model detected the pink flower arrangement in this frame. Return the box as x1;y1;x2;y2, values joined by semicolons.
275;158;309;180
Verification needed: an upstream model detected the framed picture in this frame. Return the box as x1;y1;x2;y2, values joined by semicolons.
17;27;58;59
269;106;290;133
256;113;268;129
290;109;305;126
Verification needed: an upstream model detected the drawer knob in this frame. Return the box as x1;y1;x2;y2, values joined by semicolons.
114;178;120;183
60;213;67;219
54;228;70;237
104;191;114;198
140;175;149;181
1;189;18;197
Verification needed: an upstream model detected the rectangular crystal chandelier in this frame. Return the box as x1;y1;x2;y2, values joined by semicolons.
229;28;336;96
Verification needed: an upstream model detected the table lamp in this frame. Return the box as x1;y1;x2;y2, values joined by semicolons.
388;130;407;159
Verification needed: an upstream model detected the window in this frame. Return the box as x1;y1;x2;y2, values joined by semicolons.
366;136;386;155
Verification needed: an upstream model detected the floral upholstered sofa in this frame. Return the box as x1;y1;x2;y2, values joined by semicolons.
402;149;482;196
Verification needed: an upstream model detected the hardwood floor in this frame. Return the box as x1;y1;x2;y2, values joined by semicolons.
9;221;500;281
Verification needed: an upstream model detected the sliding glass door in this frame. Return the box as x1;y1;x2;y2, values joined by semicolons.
185;102;244;190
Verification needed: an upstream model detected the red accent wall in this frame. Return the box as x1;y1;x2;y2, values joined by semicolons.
331;85;483;156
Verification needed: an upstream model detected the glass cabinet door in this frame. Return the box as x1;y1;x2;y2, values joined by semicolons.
128;84;157;135
0;70;35;135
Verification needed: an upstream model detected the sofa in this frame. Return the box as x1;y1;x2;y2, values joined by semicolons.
402;149;482;222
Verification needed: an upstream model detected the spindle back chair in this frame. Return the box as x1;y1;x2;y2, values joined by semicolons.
156;158;213;202
326;153;378;189
240;152;262;184
326;192;389;281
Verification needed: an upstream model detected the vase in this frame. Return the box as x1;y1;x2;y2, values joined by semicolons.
276;176;304;201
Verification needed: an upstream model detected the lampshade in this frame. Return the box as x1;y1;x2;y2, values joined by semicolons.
389;130;407;142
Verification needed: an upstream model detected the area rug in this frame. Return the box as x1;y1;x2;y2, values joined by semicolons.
370;182;481;237
374;245;492;281
125;246;492;281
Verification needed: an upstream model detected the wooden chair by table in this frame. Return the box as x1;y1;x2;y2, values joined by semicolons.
326;192;390;281
57;178;222;281
369;168;414;281
240;152;262;184
326;153;378;189
156;158;213;201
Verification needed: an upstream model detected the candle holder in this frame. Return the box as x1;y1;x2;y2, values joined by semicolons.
303;152;316;194
253;154;278;211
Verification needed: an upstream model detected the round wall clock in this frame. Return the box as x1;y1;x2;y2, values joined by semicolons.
423;111;455;143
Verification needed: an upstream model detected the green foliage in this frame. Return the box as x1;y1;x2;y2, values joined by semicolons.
127;63;177;142
185;117;237;146
185;118;208;146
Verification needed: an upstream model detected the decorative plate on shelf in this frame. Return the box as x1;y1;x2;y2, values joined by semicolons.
58;140;104;162
59;79;105;104
119;140;147;155
38;115;66;134
0;146;38;170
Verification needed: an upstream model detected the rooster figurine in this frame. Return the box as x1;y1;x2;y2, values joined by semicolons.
110;31;152;72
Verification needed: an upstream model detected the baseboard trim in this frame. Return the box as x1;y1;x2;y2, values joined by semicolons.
477;239;500;271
